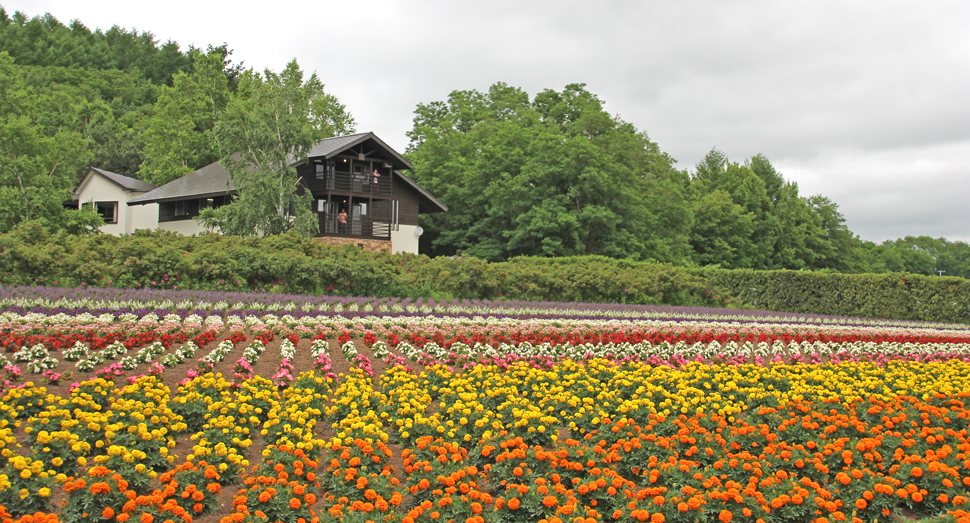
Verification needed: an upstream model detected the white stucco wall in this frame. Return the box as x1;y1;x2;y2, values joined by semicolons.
158;219;208;236
76;175;128;236
76;174;159;235
128;202;159;232
392;224;420;254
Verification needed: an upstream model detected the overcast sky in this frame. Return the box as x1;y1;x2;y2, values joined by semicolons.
6;0;970;242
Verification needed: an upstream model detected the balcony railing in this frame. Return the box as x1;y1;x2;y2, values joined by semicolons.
307;172;392;197
318;213;390;239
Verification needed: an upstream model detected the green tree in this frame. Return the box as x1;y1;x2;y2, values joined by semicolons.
687;151;870;272
0;52;102;233
0;8;192;84
806;195;868;272
688;189;756;268
745;155;834;270
749;153;784;204
688;149;770;268
864;236;970;277
407;82;691;262
199;59;354;237
764;181;832;269
139;49;230;185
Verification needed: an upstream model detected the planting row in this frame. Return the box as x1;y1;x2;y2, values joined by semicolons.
2;285;966;329
0;355;968;522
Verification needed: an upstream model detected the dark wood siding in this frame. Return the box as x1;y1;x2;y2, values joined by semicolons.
371;200;392;222
392;183;420;226
158;197;227;223
159;200;199;222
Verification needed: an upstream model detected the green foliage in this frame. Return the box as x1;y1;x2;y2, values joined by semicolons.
0;7;193;85
138;49;230;185
703;268;970;324
688;189;756;269
863;236;970;278
686;149;873;273
0;52;104;234
407;82;692;263
0;224;404;296
5;224;969;323
200;59;355;238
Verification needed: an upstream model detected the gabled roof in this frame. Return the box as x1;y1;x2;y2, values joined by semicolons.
297;132;414;170
128;162;235;205
395;171;448;213
126;133;445;214
79;168;156;193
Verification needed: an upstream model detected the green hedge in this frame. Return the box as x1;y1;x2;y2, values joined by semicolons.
0;223;407;297
1;223;967;323
700;268;970;324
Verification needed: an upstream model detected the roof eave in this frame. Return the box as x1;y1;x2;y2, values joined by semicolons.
293;132;415;170
393;171;447;213
84;168;156;193
129;190;238;206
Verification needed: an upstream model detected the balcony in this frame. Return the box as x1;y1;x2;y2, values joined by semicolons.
305;171;392;198
318;213;391;239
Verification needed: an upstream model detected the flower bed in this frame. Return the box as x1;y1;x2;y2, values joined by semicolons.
0;286;967;522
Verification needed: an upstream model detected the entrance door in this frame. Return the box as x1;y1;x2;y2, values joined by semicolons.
351;201;368;236
335;197;349;235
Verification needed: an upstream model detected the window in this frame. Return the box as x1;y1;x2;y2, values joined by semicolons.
315;162;325;180
95;202;117;224
174;200;190;217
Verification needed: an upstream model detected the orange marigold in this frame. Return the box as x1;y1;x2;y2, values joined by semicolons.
290;498;301;509
89;482;111;495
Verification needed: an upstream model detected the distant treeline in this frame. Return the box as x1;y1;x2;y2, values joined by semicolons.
1;224;967;324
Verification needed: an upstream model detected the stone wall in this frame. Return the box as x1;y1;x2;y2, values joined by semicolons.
316;236;392;253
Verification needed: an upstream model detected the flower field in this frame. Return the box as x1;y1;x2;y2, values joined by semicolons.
0;286;968;523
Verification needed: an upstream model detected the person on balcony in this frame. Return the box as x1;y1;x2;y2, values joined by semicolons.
337;208;349;234
371;168;381;194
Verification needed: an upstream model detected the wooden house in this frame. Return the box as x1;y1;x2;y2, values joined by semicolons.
124;132;446;253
